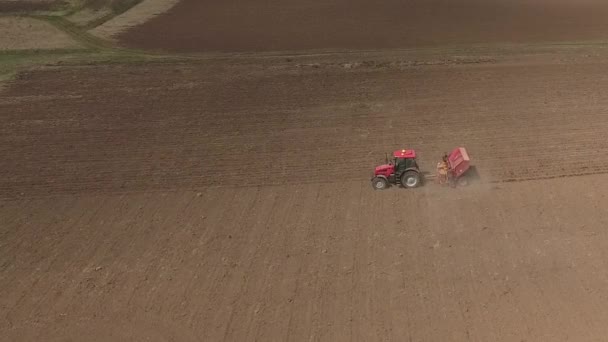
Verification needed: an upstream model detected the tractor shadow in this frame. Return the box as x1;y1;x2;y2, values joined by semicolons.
465;165;481;183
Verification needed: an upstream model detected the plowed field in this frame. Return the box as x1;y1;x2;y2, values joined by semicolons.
118;0;608;52
4;176;608;341
3;52;608;341
2;56;608;198
0;0;63;12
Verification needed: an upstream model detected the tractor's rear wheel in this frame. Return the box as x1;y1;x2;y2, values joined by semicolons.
371;177;389;190
401;171;421;188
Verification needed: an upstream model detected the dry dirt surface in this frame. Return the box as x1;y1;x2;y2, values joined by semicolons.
3;177;608;341
3;52;608;341
0;16;80;50
118;0;608;52
67;7;112;27
89;0;180;41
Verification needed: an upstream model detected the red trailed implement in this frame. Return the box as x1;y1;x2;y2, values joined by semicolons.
429;146;472;187
447;147;471;184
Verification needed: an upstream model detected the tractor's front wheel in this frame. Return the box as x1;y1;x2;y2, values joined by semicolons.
401;171;421;188
371;177;389;190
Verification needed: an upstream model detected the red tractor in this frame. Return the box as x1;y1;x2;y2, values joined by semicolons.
371;147;471;190
371;149;421;190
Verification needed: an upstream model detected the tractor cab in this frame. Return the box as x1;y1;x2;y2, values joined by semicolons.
372;149;421;190
392;149;418;172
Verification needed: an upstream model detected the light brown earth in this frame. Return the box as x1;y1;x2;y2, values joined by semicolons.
0;16;80;50
67;7;112;27
3;176;608;341
3;49;608;340
89;0;180;40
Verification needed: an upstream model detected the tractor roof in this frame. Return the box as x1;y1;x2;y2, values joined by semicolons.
393;149;416;159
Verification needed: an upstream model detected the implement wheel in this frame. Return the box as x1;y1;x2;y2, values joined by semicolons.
401;171;420;188
371;177;389;190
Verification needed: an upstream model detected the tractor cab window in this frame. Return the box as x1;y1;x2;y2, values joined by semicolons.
394;158;405;170
395;157;416;171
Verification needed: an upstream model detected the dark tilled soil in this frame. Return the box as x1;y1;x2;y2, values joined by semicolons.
2;55;608;199
0;0;66;12
118;0;608;52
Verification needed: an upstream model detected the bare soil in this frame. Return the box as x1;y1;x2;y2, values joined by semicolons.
2;54;608;198
2;173;608;341
89;0;179;40
0;0;66;12
118;0;608;52
3;51;608;340
67;7;112;27
4;0;608;339
0;16;80;50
